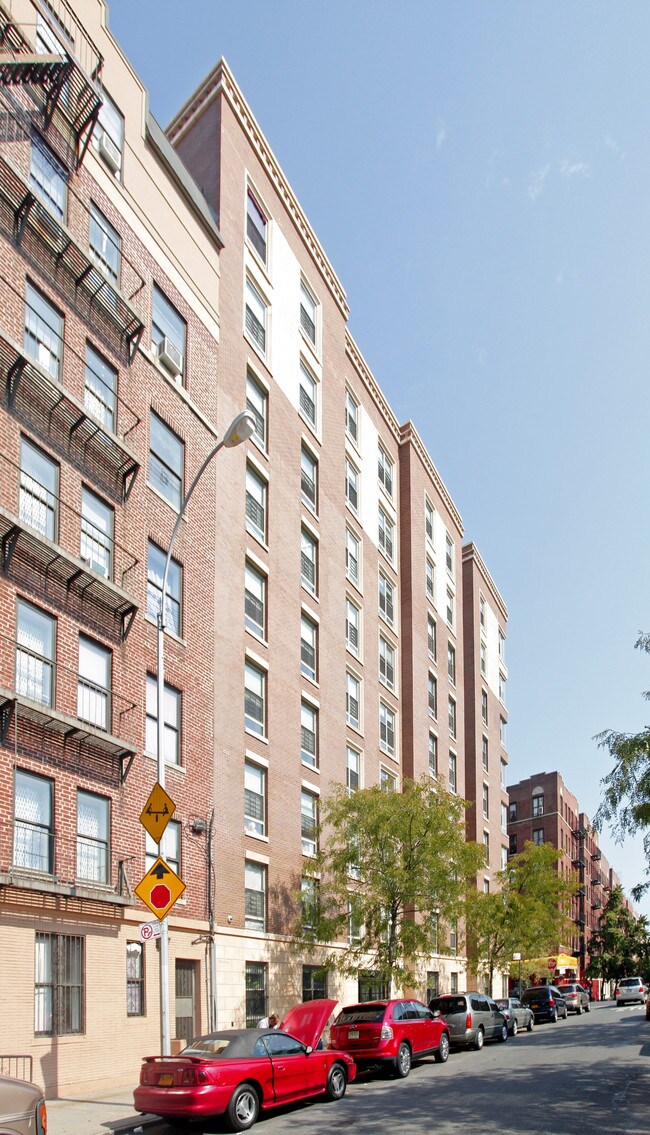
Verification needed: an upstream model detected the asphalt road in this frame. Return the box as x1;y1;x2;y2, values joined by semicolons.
155;1002;650;1135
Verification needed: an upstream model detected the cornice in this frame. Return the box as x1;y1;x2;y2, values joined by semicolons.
345;331;401;442
167;59;349;319
462;541;508;621
398;421;464;535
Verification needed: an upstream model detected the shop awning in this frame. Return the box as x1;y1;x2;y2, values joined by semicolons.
520;953;578;972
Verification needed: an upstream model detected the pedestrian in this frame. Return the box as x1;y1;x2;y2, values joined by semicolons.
258;1011;279;1028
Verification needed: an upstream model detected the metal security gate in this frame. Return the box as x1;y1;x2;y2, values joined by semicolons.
175;960;196;1042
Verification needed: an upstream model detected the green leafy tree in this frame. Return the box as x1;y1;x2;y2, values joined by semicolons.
594;632;650;900
467;841;578;995
586;885;648;984
296;776;485;992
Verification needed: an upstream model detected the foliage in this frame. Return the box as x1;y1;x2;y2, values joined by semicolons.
466;841;578;995
594;632;650;900
586;885;650;983
295;776;485;992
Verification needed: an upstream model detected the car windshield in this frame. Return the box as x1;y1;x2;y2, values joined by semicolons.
336;1005;386;1024
561;985;577;992
429;997;466;1014
522;989;547;1002
620;979;640;987
496;999;509;1009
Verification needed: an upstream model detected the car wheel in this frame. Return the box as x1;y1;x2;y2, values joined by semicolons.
434;1032;450;1063
498;1023;508;1042
394;1042;412;1078
576;1003;583;1015
551;1008;558;1023
227;1083;260;1132
527;1016;534;1032
325;1063;347;1101
473;1027;484;1051
511;1019;518;1037
585;1001;591;1013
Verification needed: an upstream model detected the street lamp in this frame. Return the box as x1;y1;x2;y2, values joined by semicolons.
513;952;522;997
157;409;256;1055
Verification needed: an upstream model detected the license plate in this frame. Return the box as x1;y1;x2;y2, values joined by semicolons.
158;1073;174;1086
531;1003;539;1010
347;1029;359;1039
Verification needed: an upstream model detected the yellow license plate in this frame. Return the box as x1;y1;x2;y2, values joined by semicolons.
158;1073;174;1086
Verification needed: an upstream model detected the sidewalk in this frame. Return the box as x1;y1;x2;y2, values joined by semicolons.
47;1085;159;1135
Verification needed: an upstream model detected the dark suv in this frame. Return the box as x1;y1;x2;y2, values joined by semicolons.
521;985;568;1023
329;999;450;1078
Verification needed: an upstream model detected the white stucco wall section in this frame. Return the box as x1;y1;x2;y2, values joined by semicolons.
485;601;507;700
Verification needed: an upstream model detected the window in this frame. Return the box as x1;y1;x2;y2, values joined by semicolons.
501;846;508;870
93;88;124;177
348;902;362;944
498;629;505;660
500;716;507;746
20;437;58;542
301;791;318;856
345;390;359;443
77;635;111;731
244;662;266;737
483;784;489;819
89;203;120;284
380;767;397;792
450;972;458;993
245;465;267;543
480;640;487;676
379;636;395;690
426;556;435;600
246;371;267;449
35;933;84;1036
300;281;317;346
300;614;317;680
80;487;113;579
427;971;440;1001
299;361;317;427
378;508;394;563
244;762;266;836
147;541;182;637
484;831;490;856
346;599;360;655
428;615;437;660
425;499;434;542
301;878;320;930
345;459;359;513
484;879;490;894
14;769;53;872
449;923;458;956
301;527;317;594
481;689;488;725
379;702;396;756
499;671;507;704
379;573;395;626
346;672;361;730
428;732;438;776
428;673;437;719
532;828;544;845
346;746;361;793
448;697;456;739
85;343;118;432
245;562;266;638
16;599;55;708
346;528;360;586
301;701;318;768
500;759;507;789
448;643;456;684
245;961;267;1029
482;736;489;772
302;964;326;1001
24;282;63;380
449;752;457;793
145;673;181;765
446;588;455;628
245;862;266;932
301;446;317;511
532;793;544;818
378;445;393;498
446;534;454;575
246;190;267;262
501;803;508;834
245;278;267;355
152;285;186;381
30;133;67;219
76;790;109;883
479;595;486;629
127;943;145;1017
508;801;517;823
145;820;180;875
149;411;184;510
509;833;517;855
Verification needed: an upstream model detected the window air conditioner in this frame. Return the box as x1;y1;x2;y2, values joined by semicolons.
82;554;109;578
98;130;121;174
157;336;183;378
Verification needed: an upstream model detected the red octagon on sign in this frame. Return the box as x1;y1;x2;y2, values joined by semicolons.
547;957;557;970
151;884;171;910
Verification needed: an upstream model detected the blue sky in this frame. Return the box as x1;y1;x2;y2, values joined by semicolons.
108;0;650;913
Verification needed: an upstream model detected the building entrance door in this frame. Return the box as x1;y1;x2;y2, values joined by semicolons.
175;959;196;1042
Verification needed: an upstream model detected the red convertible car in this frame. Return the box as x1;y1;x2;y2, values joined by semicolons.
134;999;355;1131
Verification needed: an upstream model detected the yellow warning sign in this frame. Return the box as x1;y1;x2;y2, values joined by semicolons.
134;857;186;921
139;783;176;843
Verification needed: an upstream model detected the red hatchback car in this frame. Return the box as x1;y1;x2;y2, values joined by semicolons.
329;998;450;1078
134;999;355;1131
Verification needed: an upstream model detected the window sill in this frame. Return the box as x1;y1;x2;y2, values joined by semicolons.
346;721;363;737
144;612;186;646
244;330;268;368
143;750;186;775
245;831;269;843
301;583;319;602
245;627;268;648
146;480;184;519
300;327;320;365
301;761;320;774
299;412;321;445
245;727;269;745
245;525;269;553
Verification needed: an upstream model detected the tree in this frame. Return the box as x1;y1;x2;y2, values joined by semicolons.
594;632;650;900
296;776;485;992
586;885;649;984
466;841;578;995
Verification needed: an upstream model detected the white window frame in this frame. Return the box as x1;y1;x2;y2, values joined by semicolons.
299;359;318;430
346;527;361;587
300;701;318;769
245;277;268;358
244;761;266;837
346;671;361;730
245;465;267;544
379;701;396;757
378;443;394;499
378;507;395;564
378;573;395;627
379;635;396;691
345;458;359;514
345;389;359;444
301;527;318;595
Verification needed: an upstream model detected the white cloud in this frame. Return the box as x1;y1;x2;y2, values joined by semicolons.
559;159;590;178
605;135;625;159
436;118;447;150
528;164;550;202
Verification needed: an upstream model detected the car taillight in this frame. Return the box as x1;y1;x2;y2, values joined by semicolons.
380;1024;394;1039
548;998;555;1007
181;1068;195;1085
38;1101;47;1135
615;988;620;996
465;1012;472;1029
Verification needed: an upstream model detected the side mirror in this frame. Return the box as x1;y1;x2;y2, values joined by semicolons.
305;1045;313;1055
432;1009;441;1018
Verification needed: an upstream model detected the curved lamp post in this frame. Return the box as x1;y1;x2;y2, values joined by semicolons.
157;409;256;1054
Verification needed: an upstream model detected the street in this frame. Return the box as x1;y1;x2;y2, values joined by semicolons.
149;1003;649;1135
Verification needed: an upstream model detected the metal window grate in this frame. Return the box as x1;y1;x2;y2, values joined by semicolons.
245;305;265;351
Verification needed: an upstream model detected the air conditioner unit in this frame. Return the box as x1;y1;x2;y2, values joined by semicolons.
82;553;109;578
157;336;184;378
98;130;121;174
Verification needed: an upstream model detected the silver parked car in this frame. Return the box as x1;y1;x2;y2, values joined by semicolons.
615;977;647;1005
0;1075;47;1135
429;993;508;1050
496;997;535;1035
556;983;591;1014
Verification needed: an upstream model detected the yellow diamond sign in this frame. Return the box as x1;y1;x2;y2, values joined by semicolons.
139;783;175;843
135;857;186;921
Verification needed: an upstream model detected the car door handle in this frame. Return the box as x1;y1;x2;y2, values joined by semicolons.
276;1064;285;1071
